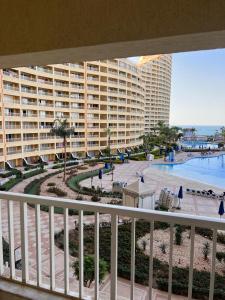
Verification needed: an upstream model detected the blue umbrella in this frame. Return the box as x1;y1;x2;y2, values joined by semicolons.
98;169;103;189
98;169;103;180
140;176;144;183
120;154;124;162
218;200;224;218
177;186;183;208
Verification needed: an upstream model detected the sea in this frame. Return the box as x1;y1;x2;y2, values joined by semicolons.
178;125;223;136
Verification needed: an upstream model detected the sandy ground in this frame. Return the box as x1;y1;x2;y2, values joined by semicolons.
138;228;225;276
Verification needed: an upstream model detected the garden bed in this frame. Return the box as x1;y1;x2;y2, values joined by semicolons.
66;167;122;199
55;220;225;299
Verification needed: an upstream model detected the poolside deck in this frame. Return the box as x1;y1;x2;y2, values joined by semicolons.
81;153;225;218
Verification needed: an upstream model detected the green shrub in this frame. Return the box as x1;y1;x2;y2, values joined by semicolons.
156;267;225;300
52;161;79;169
130;154;146;161
0;171;13;178
72;255;108;287
216;252;225;263
47;186;67;197
141;240;147;251
175;225;183;245
91;195;101;202
22;168;46;179
0;177;23;191
202;241;210;260
159;242;167;254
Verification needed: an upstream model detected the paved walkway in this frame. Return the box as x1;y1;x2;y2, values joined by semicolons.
82;157;224;218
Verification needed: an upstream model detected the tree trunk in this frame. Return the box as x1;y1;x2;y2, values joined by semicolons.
63;137;66;182
109;136;113;181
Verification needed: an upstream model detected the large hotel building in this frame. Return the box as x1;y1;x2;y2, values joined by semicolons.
0;55;171;168
138;54;172;133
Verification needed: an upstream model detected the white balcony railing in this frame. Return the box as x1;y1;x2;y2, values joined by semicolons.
0;191;224;300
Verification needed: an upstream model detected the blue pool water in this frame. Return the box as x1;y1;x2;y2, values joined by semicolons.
152;155;225;189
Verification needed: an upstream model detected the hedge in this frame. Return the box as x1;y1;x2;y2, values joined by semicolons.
66;167;122;198
51;160;79;169
0;177;23;191
46;186;67;197
0;171;15;178
22;168;46;179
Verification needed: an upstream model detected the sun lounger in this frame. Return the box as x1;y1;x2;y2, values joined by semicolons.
187;187;224;200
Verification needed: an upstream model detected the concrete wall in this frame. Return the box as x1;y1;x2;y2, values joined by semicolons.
0;290;27;300
1;1;225;67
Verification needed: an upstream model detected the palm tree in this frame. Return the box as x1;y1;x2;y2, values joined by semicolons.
50;119;74;182
220;127;225;144
105;127;114;180
155;121;182;145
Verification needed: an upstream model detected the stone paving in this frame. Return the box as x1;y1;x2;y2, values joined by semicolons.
82;157;224;218
2;156;219;299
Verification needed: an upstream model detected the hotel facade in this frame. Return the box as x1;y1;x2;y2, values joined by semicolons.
0;56;171;168
138;54;172;133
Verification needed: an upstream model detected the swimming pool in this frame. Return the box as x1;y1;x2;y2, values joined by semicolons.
152;154;225;188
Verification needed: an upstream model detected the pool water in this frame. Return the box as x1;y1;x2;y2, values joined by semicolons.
152;155;225;189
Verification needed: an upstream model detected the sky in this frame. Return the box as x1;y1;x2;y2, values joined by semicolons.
170;49;225;126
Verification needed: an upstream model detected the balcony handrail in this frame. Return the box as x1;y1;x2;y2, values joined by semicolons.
0;191;223;299
0;191;224;230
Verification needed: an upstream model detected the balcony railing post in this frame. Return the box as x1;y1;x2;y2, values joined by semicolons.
0;200;3;275
130;217;136;300
8;200;15;279
168;224;174;300
79;210;84;299
20;201;28;283
35;204;42;287
149;221;154;300
209;228;217;300
95;212;99;300
49;205;55;290
111;214;118;300
64;207;69;294
188;226;195;300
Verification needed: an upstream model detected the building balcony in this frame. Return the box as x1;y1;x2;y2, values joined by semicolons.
0;191;219;299
37;67;53;74
6;138;21;143
7;149;21;155
3;85;19;92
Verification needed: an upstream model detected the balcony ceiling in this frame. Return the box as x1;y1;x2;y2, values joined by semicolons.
1;0;225;68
